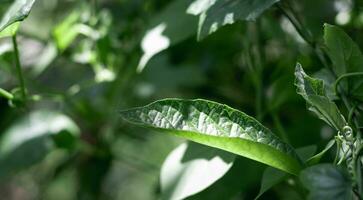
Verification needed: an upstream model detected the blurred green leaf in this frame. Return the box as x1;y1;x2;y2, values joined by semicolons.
0;110;80;178
324;24;363;100
194;0;279;39
0;22;19;38
160;142;234;200
120;99;302;175
295;63;347;131
300;164;353;200
187;156;265;200
137;0;198;72
53;10;81;51
0;0;36;34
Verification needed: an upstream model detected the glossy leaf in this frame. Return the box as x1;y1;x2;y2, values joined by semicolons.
160;142;235;200
300;164;353;200
324;24;363;100
0;0;36;33
120;99;302;175
195;0;279;39
295;63;347;131
0;110;80;178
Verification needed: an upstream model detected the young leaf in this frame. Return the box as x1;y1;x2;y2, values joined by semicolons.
300;164;353;200
0;110;80;178
160;142;235;200
324;24;363;100
0;0;36;34
120;99;302;175
294;63;347;131
195;0;279;40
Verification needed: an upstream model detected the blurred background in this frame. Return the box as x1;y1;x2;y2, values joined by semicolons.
0;0;362;199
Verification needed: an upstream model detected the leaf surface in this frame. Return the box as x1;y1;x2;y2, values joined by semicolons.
300;164;353;200
160;142;235;200
120;99;302;175
195;0;279;39
0;0;36;34
0;110;80;178
324;24;363;100
295;63;347;131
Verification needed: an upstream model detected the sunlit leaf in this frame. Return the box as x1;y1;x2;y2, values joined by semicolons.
0;0;36;34
0;110;80;178
120;99;302;175
160;142;235;200
300;164;353;200
53;10;81;51
295;63;347;131
137;0;198;72
0;22;19;38
195;0;279;39
187;157;265;200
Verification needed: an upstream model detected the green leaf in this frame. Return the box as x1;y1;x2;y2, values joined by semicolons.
0;0;36;34
0;110;80;178
300;164;353;200
120;99;302;175
137;0;198;72
160;142;235;200
294;63;347;131
0;22;19;38
195;0;279;40
324;24;363;100
255;167;286;199
306;140;335;165
187;157;265;200
255;145;317;199
53;10;81;51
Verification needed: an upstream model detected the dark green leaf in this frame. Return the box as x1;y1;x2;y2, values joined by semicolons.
160;142;235;200
120;99;302;175
255;145;317;199
306;140;335;165
324;24;363;100
0;0;36;34
0;110;80;178
195;0;279;39
300;164;353;200
295;63;347;131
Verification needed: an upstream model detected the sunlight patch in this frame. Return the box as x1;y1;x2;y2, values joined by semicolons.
137;23;170;73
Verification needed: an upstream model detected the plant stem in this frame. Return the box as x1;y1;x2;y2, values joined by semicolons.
12;34;27;102
0;88;14;100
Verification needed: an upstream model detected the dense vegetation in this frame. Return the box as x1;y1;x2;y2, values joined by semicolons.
0;0;363;199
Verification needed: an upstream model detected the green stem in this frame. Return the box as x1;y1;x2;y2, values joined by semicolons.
12;34;27;102
0;88;14;100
